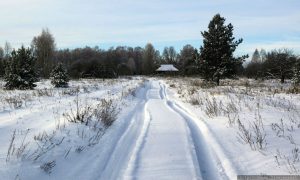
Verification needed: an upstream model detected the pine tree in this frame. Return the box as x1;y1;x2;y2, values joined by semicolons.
4;46;37;90
293;60;300;85
200;14;248;85
50;63;69;88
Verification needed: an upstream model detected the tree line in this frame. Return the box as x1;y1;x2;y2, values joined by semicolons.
0;33;201;80
245;48;300;83
0;14;299;90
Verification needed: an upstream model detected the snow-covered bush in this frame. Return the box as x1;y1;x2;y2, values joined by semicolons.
50;63;69;88
4;46;37;90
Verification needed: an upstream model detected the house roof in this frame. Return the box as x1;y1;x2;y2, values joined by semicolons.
156;64;179;71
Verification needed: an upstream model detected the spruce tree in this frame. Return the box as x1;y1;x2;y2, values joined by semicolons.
200;14;248;85
50;63;69;88
4;46;37;90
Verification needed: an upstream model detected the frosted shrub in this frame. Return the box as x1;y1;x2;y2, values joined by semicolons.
94;99;118;128
50;63;69;88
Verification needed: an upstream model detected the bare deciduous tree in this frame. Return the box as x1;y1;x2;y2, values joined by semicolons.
251;49;261;63
127;58;136;74
31;28;56;78
260;49;267;62
4;41;12;59
162;46;177;64
179;44;195;68
142;43;157;75
264;49;296;83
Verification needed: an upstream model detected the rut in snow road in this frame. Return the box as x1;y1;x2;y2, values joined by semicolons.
101;80;231;180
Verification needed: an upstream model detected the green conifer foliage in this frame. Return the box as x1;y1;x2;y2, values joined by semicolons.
4;46;37;90
200;14;248;85
50;63;69;88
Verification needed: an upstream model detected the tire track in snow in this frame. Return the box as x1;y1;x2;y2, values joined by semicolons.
99;102;146;179
158;82;203;179
123;81;201;179
123;105;152;180
166;100;224;179
160;81;237;180
62;83;150;180
99;82;151;180
103;80;236;179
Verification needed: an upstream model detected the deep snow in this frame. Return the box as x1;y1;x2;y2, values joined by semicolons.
1;77;299;179
165;77;300;176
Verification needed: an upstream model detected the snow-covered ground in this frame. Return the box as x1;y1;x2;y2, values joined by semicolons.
165;77;300;176
1;77;300;179
0;78;145;179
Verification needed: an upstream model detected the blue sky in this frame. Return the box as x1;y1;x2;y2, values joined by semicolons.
0;0;299;55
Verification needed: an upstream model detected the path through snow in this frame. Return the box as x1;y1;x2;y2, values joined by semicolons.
102;80;231;180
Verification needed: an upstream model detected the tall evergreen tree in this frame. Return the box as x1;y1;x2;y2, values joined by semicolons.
50;63;69;87
200;14;248;85
4;46;37;90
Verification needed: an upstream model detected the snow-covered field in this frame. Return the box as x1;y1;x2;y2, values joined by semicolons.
165;77;300;176
0;78;145;179
1;77;300;179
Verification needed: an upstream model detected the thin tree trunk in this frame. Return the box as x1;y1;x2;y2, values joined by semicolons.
281;75;285;84
215;76;220;86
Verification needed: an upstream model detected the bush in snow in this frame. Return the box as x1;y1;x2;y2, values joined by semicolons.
40;160;56;174
94;99;118;128
50;63;69;88
4;46;37;90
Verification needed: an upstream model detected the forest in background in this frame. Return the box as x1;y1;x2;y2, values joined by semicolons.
0;14;299;86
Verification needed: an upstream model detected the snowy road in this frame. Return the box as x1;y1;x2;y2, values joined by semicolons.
101;80;228;180
125;82;201;179
0;79;235;179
